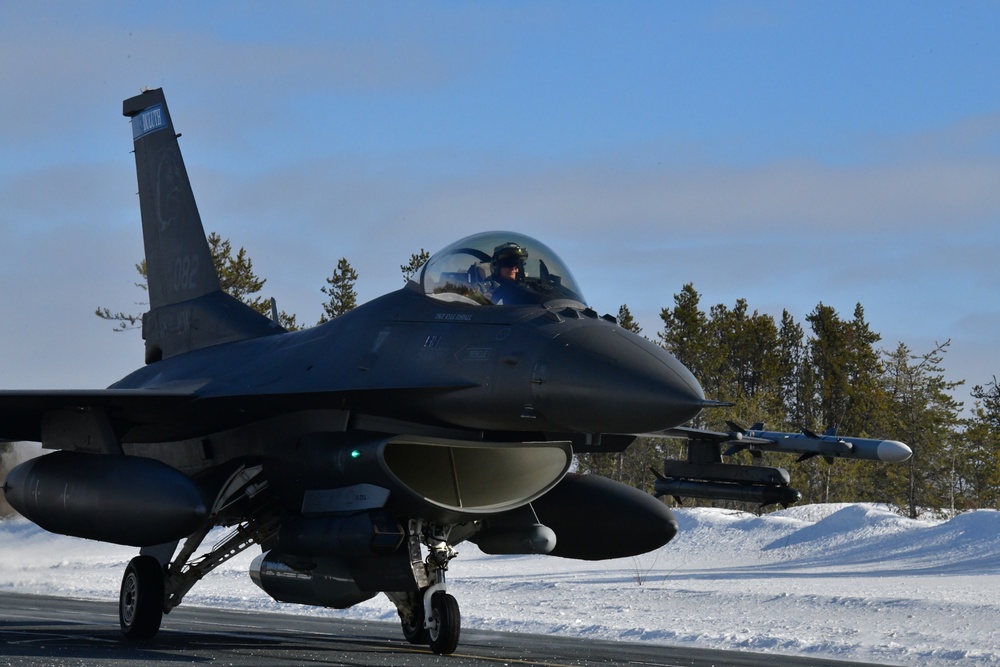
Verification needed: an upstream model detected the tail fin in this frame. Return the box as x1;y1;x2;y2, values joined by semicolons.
123;89;282;363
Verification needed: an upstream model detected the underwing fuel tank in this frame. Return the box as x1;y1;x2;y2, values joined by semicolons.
3;450;208;547
530;474;679;560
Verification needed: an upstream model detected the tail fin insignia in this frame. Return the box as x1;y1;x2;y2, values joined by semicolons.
132;104;168;140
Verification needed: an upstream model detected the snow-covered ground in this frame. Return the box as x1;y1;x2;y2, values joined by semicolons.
2;503;998;666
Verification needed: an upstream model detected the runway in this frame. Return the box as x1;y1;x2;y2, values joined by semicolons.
0;591;890;667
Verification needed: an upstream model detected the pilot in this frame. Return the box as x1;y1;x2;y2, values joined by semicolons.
492;242;527;282
478;242;528;304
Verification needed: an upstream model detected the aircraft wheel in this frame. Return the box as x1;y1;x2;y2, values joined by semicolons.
119;555;164;639
399;604;429;645
427;592;460;655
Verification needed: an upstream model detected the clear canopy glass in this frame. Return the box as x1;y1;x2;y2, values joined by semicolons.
418;231;586;307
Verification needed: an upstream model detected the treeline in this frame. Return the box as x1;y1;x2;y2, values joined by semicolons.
95;233;431;330
91;234;999;517
579;286;1000;518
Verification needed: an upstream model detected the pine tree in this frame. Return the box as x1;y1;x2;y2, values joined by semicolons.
401;249;431;283
882;341;963;517
777;310;808;429
617;304;642;334
845;303;887;433
805;303;853;432
708;299;782;407
318;257;359;324
659;284;714;406
960;378;1000;509
96;232;299;331
208;233;265;312
94;260;148;331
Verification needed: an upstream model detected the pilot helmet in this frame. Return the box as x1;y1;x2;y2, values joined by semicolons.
491;242;528;279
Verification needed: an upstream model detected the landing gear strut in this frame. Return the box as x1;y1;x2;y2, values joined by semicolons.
389;520;462;655
117;465;276;641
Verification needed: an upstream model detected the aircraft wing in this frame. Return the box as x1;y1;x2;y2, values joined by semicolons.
0;389;198;445
0;383;482;447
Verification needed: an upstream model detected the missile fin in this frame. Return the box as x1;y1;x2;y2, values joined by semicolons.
725;420;747;434
724;444;746;457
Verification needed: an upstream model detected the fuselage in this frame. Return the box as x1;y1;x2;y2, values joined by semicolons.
111;284;705;443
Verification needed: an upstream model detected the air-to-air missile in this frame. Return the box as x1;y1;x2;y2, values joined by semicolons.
652;421;912;508
724;422;912;464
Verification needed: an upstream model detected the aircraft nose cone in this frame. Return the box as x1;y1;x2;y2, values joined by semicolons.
878;440;912;463
534;325;704;433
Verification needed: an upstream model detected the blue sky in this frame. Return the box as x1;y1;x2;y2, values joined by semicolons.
1;1;998;410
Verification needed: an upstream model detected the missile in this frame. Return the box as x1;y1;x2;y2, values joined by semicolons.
653;460;801;508
725;422;912;463
653;478;802;507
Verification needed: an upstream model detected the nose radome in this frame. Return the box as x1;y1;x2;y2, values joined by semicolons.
533;325;705;433
878;440;912;463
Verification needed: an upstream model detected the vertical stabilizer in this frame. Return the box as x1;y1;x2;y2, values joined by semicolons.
123;89;282;363
123;88;218;310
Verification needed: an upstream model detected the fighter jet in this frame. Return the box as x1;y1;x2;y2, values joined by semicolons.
1;89;710;655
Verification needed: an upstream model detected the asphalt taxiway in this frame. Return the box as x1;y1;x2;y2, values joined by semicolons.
0;591;893;666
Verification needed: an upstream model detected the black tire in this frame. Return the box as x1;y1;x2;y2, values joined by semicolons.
119;555;165;639
427;592;460;655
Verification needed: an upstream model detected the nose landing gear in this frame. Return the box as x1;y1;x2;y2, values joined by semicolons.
389;520;462;655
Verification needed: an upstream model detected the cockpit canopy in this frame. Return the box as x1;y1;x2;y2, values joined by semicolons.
418;231;587;307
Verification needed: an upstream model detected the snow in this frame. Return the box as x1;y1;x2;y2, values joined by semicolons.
2;503;998;666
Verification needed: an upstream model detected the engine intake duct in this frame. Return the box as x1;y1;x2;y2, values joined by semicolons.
382;436;571;514
284;434;572;523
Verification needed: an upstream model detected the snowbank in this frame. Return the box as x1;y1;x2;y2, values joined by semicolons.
1;503;998;666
